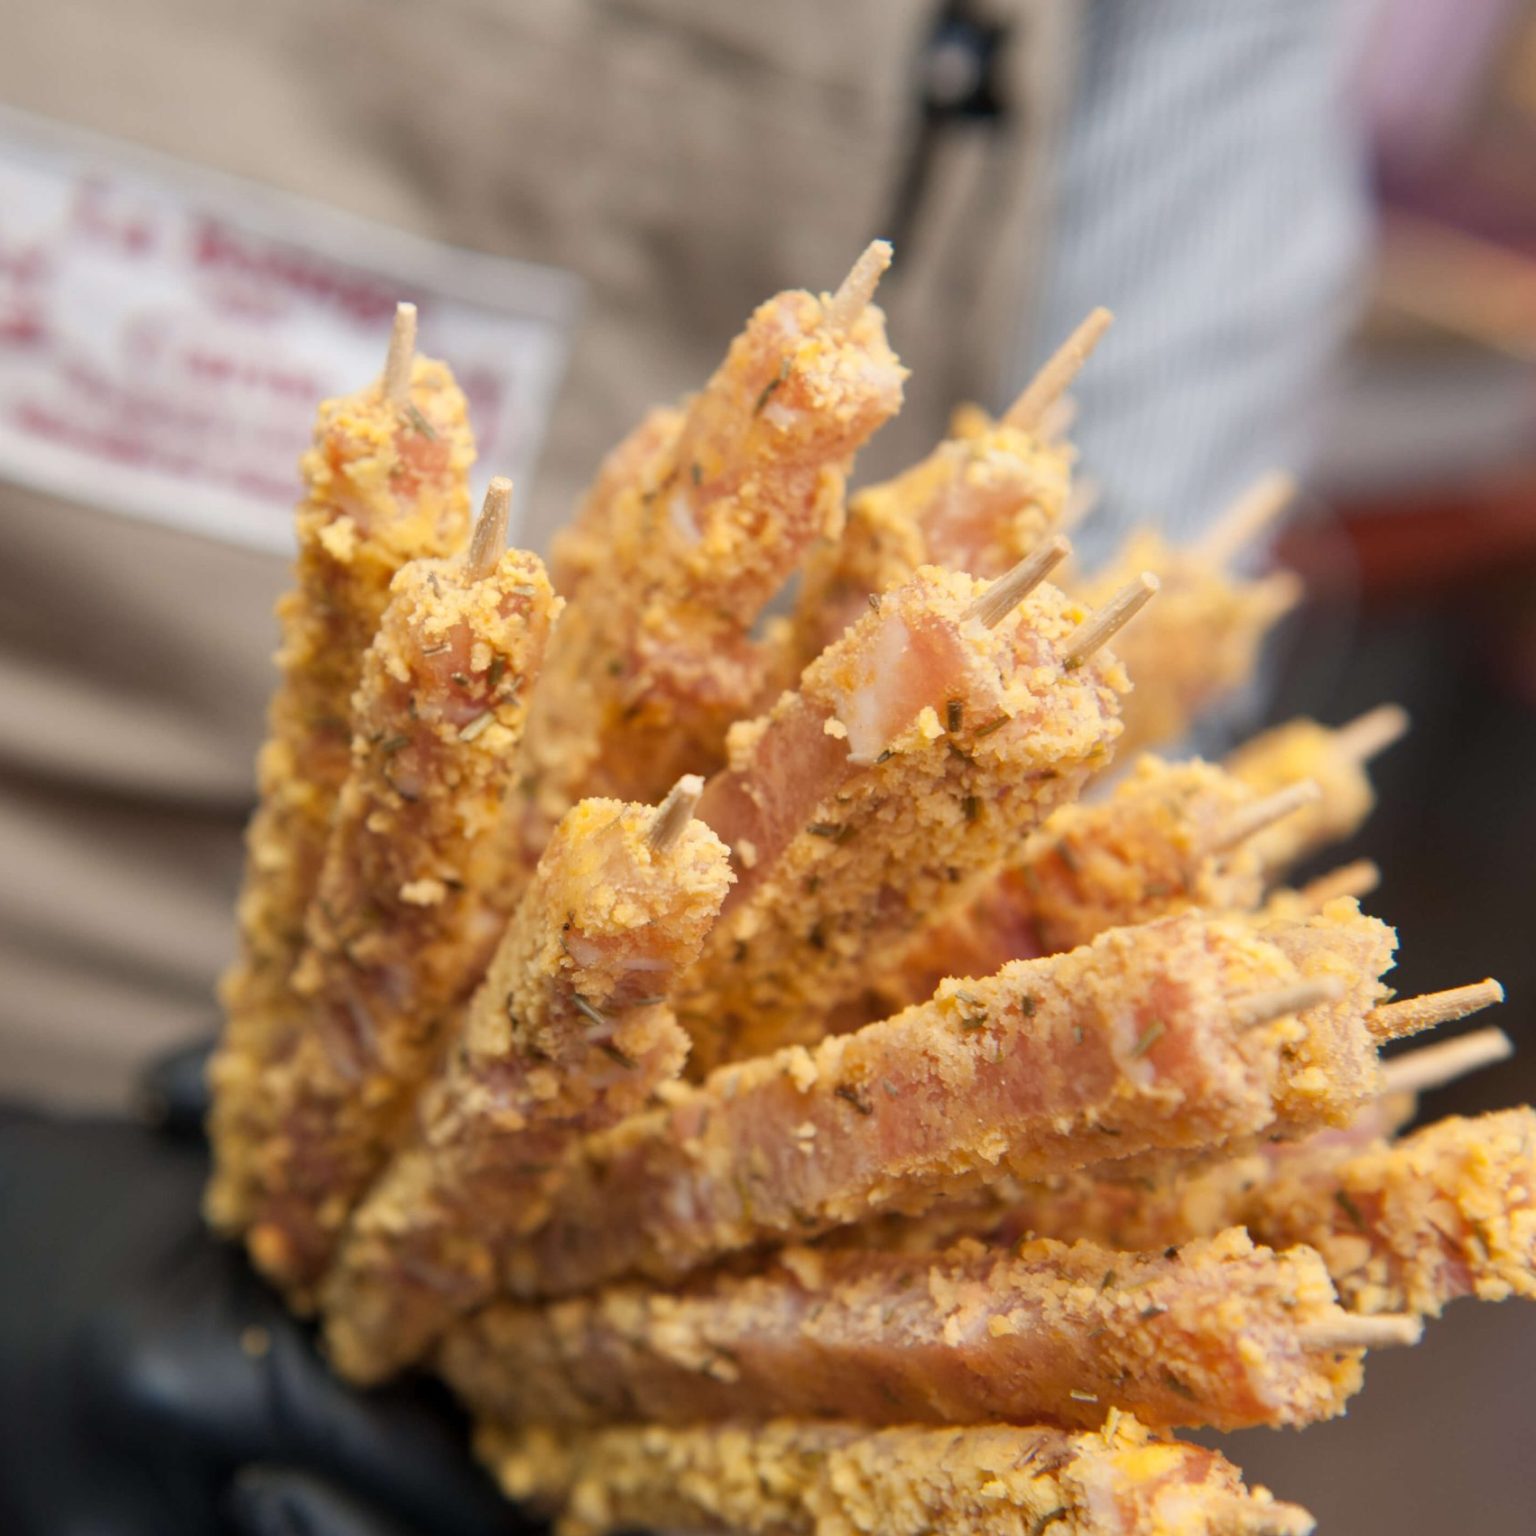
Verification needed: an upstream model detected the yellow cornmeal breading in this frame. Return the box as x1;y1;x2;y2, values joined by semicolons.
443;1228;1363;1434
517;288;905;847
855;755;1273;1024
475;1414;1315;1536
321;799;732;1383
1259;899;1398;1132
1072;530;1298;761
502;911;1399;1301
550;405;685;600
1251;1108;1536;1318
207;355;475;1237
677;566;1127;1075
1224;717;1376;872
787;412;1074;671
235;547;560;1300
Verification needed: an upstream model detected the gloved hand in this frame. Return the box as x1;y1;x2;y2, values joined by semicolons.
0;1043;529;1536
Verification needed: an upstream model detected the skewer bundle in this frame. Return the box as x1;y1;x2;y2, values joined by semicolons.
209;252;1525;1536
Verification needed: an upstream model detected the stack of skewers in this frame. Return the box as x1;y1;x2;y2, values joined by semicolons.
206;248;1527;1536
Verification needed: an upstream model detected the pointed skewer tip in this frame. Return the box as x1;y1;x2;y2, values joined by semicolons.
648;774;705;853
384;301;418;404
1005;307;1114;432
1334;704;1410;766
1060;572;1158;666
466;477;513;580
1381;1026;1513;1098
825;240;893;330
964;536;1072;627
1368;978;1505;1042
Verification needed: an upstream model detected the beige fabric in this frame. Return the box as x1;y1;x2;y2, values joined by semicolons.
0;0;1073;1105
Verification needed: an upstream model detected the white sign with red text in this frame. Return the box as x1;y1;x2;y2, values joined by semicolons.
0;106;579;553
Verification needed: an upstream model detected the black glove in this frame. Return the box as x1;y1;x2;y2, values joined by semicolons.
0;1044;530;1536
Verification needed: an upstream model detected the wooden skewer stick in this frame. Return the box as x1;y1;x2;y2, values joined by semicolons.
465;477;513;581
1232;977;1344;1029
1333;703;1410;765
824;240;893;331
383;301;418;404
1369;979;1505;1042
1210;780;1322;854
647;775;705;854
964;536;1072;628
1381;1026;1513;1098
1060;572;1158;666
1195;471;1297;567
1208;1498;1318;1536
1037;393;1078;444
1293;859;1381;908
1005;307;1113;432
1298;1314;1423;1352
1061;475;1100;532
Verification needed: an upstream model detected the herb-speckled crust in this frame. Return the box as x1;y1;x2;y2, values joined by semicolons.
475;1414;1315;1536
503;911;1395;1300
1251;1107;1536;1317
849;754;1270;1027
321;799;732;1382
677;565;1128;1075
517;287;906;849
444;1227;1362;1434
234;547;560;1299
207;355;475;1238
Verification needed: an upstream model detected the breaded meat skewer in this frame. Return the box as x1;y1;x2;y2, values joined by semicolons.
782;310;1111;672
232;485;560;1298
516;243;907;847
675;553;1136;1074
1071;475;1300;760
443;1227;1417;1435
844;755;1318;1027
501;906;1401;1299
208;305;476;1235
878;1022;1510;1266
320;781;733;1382
1250;1102;1534;1318
475;1413;1316;1536
1223;704;1408;872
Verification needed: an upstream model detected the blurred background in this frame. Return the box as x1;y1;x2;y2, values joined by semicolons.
1;1;1534;1532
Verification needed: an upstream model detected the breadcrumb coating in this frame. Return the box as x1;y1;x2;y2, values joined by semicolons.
444;1227;1362;1434
550;405;685;599
517;288;905;848
321;798;732;1381
1073;532;1297;761
849;755;1270;1026
678;565;1126;1073
784;408;1072;674
502;911;1392;1299
233;546;559;1298
475;1414;1315;1536
1251;1108;1536;1317
208;357;475;1235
